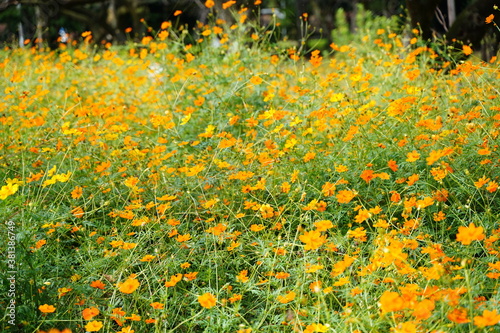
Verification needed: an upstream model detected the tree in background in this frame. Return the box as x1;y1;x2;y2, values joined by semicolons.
406;0;499;59
0;0;498;58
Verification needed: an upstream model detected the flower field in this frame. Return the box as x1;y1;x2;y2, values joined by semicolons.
1;7;500;333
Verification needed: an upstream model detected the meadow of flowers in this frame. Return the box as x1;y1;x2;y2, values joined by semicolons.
1;3;500;333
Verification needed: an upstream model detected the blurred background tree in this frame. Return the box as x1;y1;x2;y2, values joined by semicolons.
0;0;498;58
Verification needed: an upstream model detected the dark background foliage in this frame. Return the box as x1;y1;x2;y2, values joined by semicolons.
0;0;498;58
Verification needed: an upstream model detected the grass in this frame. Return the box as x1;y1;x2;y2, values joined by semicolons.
1;5;500;333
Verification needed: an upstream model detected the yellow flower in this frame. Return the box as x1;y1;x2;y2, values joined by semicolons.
406;150;420;162
139;255;156;262
277;291;296;304
0;183;19;200
299;230;327;250
250;224;266;232
304;323;329;333
84;320;103;332
236;270;249;283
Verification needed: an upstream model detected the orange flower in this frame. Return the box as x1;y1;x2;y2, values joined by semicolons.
406;174;419;186
447;307;470;324
184;272;198;281
236;270;249;283
309;50;323;67
140;255;156;262
95;161;111;173
275;272;290;279
456;223;485;245
333;277;350;286
390;191;401;202
222;0;236;9
71;186;83;199
347;227;367;242
462;45;473;56
387;160;398;171
411;299;434;320
331;255;356;276
354;209;370;223
486;181;498;193
165;273;183;287
308;280;322;292
229;294;242;303
160;21;171;29
379;291;405;313
150;302;165;309
34;239;47;249
406;150;420;162
299;230;327;250
321;182;336;196
391;322;417;333
304;323;329;333
485;14;495;24
250;224;266;232
198;292;217;308
90;280;105;289
314;220;333;232
84;321;103;332
205;0;215;8
82;307;100;320
117;277;140;294
360;169;375;183
433;188;449;202
336;190;356;204
473;309;500;328
71;206;84;218
250;75;263;85
39;304;56;313
474;176;490;188
335;164;349;172
175;233;191;242
281;181;291;193
125;313;141;321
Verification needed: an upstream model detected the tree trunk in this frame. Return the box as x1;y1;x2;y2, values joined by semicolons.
447;0;455;27
17;4;25;47
126;0;140;37
446;0;498;48
35;5;46;47
405;0;442;40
